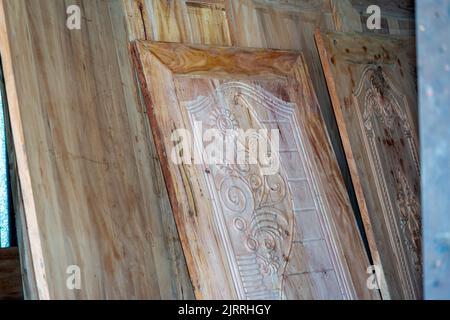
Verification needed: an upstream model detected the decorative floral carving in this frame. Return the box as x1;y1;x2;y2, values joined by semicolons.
363;66;411;136
185;82;295;300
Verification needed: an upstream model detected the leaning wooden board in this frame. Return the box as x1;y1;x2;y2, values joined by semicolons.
315;31;420;299
132;41;379;299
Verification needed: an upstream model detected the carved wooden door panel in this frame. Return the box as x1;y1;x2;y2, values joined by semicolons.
316;31;420;299
132;41;377;300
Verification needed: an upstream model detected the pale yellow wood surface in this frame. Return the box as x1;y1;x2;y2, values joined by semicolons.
0;0;194;299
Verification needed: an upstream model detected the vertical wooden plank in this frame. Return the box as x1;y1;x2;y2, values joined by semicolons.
145;0;191;42
108;0;195;299
0;247;22;299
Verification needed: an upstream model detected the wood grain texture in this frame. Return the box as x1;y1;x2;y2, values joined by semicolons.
133;41;378;300
0;0;193;299
0;0;48;299
316;30;420;300
0;247;22;299
350;0;414;18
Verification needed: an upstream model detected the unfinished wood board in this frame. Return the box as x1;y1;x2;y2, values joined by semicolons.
316;31;420;299
132;41;378;300
0;0;193;299
0;247;22;299
1;72;37;299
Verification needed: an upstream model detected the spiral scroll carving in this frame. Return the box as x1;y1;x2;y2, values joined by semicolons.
185;82;295;300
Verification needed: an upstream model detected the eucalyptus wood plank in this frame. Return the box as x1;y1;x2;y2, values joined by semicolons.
316;30;420;299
